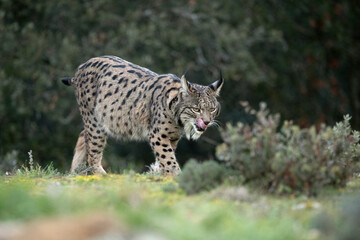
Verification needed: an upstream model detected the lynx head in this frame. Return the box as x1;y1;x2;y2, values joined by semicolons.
173;71;224;140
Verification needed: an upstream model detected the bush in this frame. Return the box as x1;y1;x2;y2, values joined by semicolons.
177;159;227;195
336;194;360;240
313;193;360;240
216;102;360;196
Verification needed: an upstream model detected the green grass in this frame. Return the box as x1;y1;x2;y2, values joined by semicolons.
1;172;359;240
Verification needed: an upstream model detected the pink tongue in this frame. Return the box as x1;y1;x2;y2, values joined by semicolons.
197;118;207;129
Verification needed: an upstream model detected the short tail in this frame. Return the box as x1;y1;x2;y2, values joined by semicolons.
71;130;87;174
61;77;73;86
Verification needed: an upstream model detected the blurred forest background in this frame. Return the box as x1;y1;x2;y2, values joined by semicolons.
0;0;359;172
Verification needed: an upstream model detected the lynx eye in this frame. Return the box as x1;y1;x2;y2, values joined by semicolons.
210;107;216;113
192;107;201;113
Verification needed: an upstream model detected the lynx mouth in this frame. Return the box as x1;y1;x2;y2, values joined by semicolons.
195;125;205;132
196;118;207;132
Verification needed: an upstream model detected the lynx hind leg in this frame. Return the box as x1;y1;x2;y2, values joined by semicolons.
85;127;107;175
70;130;88;174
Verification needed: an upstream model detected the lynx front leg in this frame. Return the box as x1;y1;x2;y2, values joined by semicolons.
149;134;181;176
170;138;180;152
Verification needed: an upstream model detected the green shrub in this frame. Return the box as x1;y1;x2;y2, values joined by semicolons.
178;159;227;195
312;193;360;240
336;194;360;240
216;102;360;196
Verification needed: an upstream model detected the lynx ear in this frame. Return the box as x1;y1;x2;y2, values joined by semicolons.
180;70;192;95
208;70;224;96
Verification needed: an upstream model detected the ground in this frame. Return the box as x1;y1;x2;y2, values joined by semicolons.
0;172;359;240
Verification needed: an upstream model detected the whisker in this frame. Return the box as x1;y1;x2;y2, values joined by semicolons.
210;120;221;128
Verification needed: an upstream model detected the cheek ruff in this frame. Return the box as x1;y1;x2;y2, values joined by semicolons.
184;120;204;140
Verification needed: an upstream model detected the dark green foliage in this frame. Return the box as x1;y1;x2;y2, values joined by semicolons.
0;150;18;174
216;103;360;195
178;159;227;195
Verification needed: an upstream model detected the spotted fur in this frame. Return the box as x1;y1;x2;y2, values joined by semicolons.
62;56;223;175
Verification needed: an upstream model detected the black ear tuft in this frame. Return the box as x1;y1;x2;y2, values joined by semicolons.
208;69;224;95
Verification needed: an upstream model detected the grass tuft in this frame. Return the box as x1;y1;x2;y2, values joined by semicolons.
15;150;60;178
